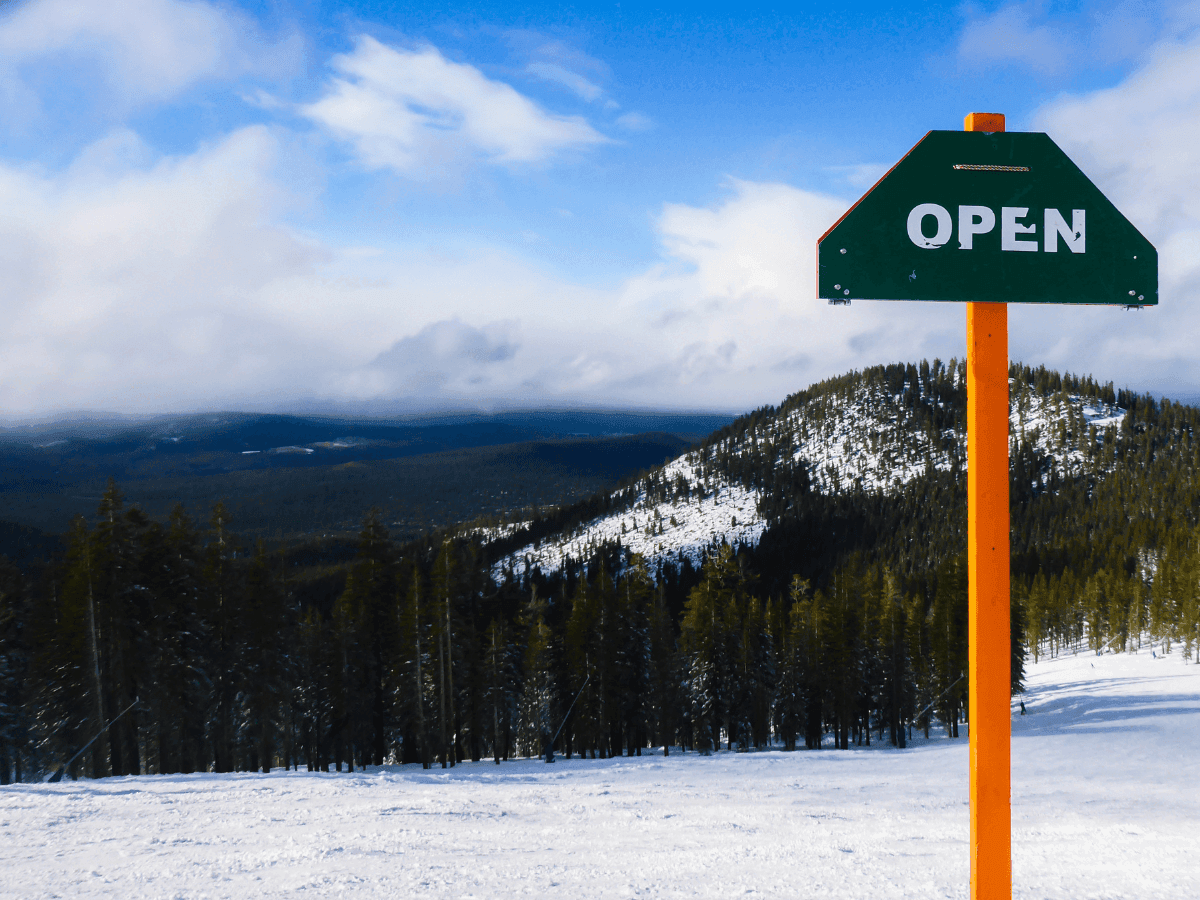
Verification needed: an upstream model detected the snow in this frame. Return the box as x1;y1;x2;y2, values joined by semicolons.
3;647;1197;899
789;383;1125;495
496;455;765;578
1009;386;1125;476
468;521;532;543
784;385;959;493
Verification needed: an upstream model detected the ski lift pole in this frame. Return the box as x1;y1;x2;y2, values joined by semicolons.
546;673;590;763
914;675;966;723
47;696;140;783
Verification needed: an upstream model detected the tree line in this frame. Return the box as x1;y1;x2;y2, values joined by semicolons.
4;360;1200;783
0;487;985;782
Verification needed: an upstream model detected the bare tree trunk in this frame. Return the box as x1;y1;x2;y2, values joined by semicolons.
446;587;456;767
85;552;109;778
438;627;447;769
413;575;429;769
492;630;501;765
441;547;456;767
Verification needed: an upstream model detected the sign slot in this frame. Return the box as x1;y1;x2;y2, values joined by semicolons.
953;164;1030;172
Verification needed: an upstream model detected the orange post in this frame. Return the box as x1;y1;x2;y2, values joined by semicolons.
965;112;1011;900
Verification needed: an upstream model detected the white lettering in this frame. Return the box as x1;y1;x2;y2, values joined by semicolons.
958;205;996;250
1044;208;1085;253
1001;207;1038;251
907;203;952;249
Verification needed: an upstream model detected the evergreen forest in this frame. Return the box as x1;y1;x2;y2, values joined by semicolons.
2;361;1200;783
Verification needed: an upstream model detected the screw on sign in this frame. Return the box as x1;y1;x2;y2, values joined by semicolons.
816;112;1157;900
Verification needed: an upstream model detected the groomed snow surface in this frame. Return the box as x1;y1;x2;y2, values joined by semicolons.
3;647;1197;899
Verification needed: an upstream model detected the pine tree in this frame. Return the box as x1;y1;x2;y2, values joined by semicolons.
203;501;240;773
614;557;653;756
648;577;679;754
350;510;399;766
878;568;907;748
239;540;289;772
0;558;32;783
483;615;517;763
431;539;459;766
564;570;601;757
518;583;556;759
34;516;98;777
397;565;434;768
930;557;968;738
679;547;742;753
159;504;208;774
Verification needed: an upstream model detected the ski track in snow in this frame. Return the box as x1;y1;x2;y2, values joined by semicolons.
3;649;1197;899
496;387;1125;577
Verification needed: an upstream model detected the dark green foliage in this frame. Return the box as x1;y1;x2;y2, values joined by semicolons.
0;557;34;783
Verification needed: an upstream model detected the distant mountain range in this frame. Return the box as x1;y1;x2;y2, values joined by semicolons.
0;409;736;561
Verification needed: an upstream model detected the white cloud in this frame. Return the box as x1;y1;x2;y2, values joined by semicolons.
0;0;301;111
603;182;963;409
302;36;609;176
340;320;521;398
615;112;654;132
957;4;1075;74
9;21;1200;419
1;128;957;416
1015;31;1200;392
0;124;607;415
955;0;1176;76
0;126;333;414
831;163;890;189
509;31;612;104
525;61;604;102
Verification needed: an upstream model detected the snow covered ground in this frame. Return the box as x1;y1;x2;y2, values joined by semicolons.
2;647;1196;899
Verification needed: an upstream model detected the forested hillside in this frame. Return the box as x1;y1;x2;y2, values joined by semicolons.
2;361;1199;783
0;409;725;540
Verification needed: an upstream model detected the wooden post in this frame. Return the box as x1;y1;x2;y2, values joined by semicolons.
964;110;1011;900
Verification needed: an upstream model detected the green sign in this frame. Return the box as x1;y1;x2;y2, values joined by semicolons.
817;131;1157;305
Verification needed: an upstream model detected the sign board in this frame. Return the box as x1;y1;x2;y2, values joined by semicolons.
817;131;1157;305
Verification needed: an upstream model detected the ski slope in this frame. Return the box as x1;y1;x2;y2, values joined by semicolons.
2;647;1196;899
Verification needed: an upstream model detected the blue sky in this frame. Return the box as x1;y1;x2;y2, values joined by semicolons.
3;0;1199;417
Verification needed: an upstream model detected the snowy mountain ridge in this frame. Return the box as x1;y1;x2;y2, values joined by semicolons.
492;364;1128;577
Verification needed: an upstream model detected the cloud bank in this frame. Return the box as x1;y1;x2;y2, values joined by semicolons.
4;17;1200;418
0;0;300;115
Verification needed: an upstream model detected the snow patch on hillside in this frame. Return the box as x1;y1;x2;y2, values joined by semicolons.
496;455;763;578
469;521;531;543
1010;386;1125;475
786;383;1125;494
786;386;958;493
